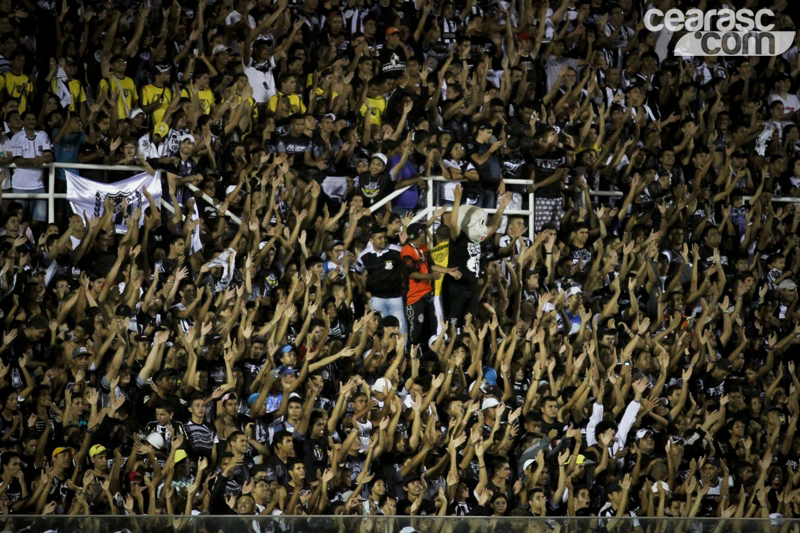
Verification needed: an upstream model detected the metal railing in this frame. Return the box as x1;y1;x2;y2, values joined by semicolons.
1;162;242;224
370;176;536;240
0;514;795;530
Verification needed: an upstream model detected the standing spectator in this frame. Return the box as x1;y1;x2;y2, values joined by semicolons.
11;111;52;226
467;120;505;208
357;224;406;334
402;223;454;345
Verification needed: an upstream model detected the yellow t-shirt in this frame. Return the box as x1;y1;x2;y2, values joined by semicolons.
314;86;340;104
1;72;33;113
180;87;215;115
50;78;86;113
98;76;137;119
431;241;449;296
141;85;174;124
359;96;387;126
267;91;306;115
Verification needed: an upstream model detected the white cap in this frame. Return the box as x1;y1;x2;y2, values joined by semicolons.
212;44;231;56
371;377;393;394
225;185;238;195
481;397;499;410
565;286;582;298
179;133;196;143
146;432;164;450
522;459;535;471
651;480;670;494
130;108;145;119
371;153;387;166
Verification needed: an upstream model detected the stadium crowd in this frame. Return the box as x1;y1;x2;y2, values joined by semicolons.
0;0;798;526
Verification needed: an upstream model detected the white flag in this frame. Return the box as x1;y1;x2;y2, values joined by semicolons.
65;171;162;233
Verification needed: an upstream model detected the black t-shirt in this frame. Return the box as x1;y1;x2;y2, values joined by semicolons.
276;133;313;166
265;455;289;485
448;233;482;287
379;45;408;78
533;146;567;198
356;170;393;207
293;431;329;481
466;141;502;189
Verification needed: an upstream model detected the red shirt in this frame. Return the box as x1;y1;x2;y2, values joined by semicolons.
401;243;432;305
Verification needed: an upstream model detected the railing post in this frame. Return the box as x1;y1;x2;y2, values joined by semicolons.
529;189;535;240
48;164;56;223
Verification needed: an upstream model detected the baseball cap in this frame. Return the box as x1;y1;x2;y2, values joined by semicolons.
146;433;165;450
174;449;188;463
281;344;295;354
635;428;654;440
482;366;497;386
130;108;145;119
52;447;74;458
72;346;91;358
406;223;426;241
372;377;393;394
386;27;400;36
565;286;583;298
212;44;231;56
778;279;797;290
126;471;143;483
116;304;132;317
155;368;178;381
321;113;336;122
564;454;595;465
179;133;196;144
153;122;170;137
481;397;500;410
371;153;387;166
715;358;734;372
89;444;108;458
369;224;387;236
607;481;622;494
155;63;172;73
476;120;493;131
669;435;686;445
278;365;298;376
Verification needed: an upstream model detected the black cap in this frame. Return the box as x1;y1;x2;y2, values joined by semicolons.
116;304;132;317
72;346;91;358
370;224;387;236
155;368;178;381
475;120;493;131
607;481;622;493
251;335;267;345
406;223;426;241
134;334;151;343
715;358;733;372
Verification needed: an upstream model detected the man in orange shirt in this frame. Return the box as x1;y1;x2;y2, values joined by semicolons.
402;223;461;345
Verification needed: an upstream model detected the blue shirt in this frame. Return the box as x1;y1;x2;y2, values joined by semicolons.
52;129;85;181
388;154;420;210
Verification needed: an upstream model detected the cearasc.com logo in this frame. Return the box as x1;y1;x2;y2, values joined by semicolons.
644;8;794;57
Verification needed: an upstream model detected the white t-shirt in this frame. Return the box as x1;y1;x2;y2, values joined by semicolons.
0;134;11;190
768;92;800;114
10;130;51;190
138;133;167;160
225;10;256;29
243;57;277;104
